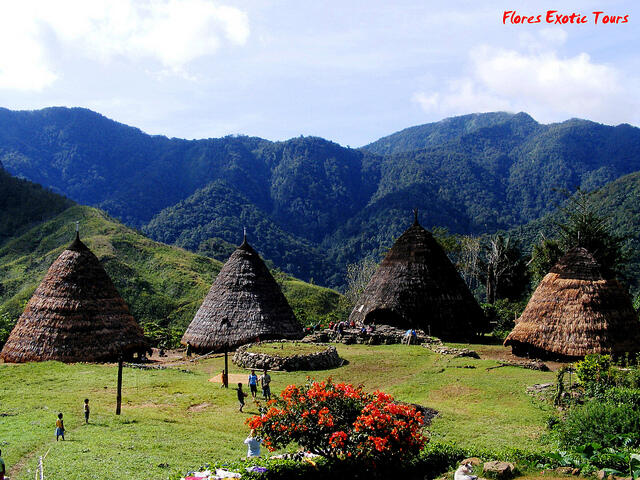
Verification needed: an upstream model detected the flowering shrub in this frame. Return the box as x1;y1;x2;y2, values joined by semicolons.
247;378;427;464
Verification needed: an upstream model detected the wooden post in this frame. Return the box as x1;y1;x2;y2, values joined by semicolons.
116;356;123;415
224;350;229;388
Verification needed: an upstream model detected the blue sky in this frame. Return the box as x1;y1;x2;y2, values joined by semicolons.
0;0;637;146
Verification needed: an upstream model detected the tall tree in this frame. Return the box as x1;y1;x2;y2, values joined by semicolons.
484;234;528;303
344;257;378;306
556;189;626;276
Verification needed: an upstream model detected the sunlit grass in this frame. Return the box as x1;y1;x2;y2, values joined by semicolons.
0;343;556;479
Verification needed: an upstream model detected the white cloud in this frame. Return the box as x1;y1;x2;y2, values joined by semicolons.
413;31;638;125
0;0;250;91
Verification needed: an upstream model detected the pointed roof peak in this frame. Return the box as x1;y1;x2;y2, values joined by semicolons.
239;226;252;251
68;230;89;252
412;208;420;227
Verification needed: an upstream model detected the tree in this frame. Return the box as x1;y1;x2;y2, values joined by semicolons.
344;257;378;306
555;189;626;277
458;235;483;292
529;235;563;286
529;190;627;282
484;234;528;303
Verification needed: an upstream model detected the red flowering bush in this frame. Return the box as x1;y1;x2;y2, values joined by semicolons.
247;378;427;464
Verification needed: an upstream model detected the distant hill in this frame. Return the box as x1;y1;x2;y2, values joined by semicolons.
3;107;640;287
362;112;528;155
142;180;337;283
0;176;345;346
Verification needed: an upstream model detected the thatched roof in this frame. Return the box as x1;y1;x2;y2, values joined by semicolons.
181;238;303;352
0;233;148;363
504;247;640;359
349;212;485;340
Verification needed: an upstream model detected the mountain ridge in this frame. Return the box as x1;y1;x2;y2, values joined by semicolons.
2;106;640;287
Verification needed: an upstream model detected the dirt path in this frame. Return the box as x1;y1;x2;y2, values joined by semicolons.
9;421;91;478
209;373;247;384
472;344;568;371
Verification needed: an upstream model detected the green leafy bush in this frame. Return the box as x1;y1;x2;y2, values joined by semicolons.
596;387;640;410
575;354;613;386
554;401;640;450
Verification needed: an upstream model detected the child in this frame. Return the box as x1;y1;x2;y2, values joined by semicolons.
220;369;228;388
248;370;258;399
236;382;248;412
84;398;90;424
55;413;65;441
244;429;263;457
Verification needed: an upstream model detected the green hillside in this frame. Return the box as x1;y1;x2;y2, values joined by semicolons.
0;205;346;346
510;171;640;293
143;180;338;283
0;167;73;244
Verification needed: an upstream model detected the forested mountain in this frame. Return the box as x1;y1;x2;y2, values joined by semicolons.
2;107;640;287
143;180;336;282
363;112;528;155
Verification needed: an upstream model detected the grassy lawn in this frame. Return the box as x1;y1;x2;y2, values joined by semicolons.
245;342;328;356
0;344;556;480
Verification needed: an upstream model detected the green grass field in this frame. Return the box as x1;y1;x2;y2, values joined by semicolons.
245;342;328;356
0;344;557;480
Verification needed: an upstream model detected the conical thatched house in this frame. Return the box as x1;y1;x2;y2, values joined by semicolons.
349;212;485;340
504;247;640;359
0;233;148;363
181;237;303;352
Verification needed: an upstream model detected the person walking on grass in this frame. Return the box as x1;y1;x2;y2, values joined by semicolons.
259;369;271;401
237;382;248;412
248;370;258;399
0;448;6;480
55;413;65;441
83;398;90;424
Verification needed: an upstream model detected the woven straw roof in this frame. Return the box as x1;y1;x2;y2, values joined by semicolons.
181;238;303;352
0;233;148;363
349;212;485;340
504;247;640;359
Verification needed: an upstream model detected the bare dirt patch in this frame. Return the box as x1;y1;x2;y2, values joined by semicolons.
429;383;481;403
209;373;247;384
472;344;568;371
126;402;173;409
187;402;212;412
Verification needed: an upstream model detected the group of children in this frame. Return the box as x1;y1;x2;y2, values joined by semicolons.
236;369;271;412
54;398;91;441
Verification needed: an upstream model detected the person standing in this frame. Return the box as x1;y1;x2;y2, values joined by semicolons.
55;413;65;441
259;369;271;400
248;370;258;399
0;448;6;480
83;398;90;424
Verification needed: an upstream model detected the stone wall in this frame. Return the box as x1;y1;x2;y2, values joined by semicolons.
233;341;342;371
302;324;441;346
